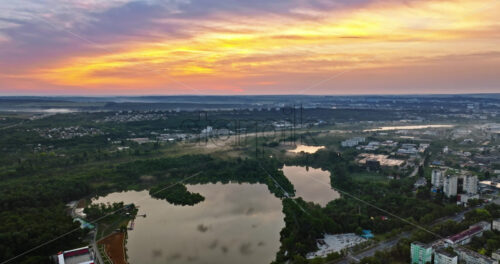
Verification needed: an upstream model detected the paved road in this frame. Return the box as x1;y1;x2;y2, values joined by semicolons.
0;121;24;130
409;159;424;177
92;228;106;264
336;232;410;264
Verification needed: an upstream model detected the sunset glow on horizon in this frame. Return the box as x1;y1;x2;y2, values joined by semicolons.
1;0;500;95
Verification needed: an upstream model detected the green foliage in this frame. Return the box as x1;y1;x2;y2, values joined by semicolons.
276;198;341;262
118;155;295;198
0;205;86;264
84;202;135;221
150;184;205;206
464;208;492;224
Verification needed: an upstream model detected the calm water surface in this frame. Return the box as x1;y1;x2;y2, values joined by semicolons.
363;124;453;132
93;183;284;264
282;166;340;206
288;145;325;154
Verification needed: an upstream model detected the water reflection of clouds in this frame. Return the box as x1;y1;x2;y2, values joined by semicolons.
208;239;218;249
186;255;199;262
282;165;340;206
151;249;162;258
167;252;182;261
188;184;281;217
95;183;283;264
239;242;253;255
197;224;210;233
245;207;255;216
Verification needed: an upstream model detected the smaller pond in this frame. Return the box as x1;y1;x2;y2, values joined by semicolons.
363;124;453;132
282;166;340;206
288;145;325;154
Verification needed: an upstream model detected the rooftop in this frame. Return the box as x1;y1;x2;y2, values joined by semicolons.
435;249;457;258
446;226;482;243
57;247;94;264
456;247;496;261
411;241;431;248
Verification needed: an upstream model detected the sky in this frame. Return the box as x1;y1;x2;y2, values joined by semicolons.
0;0;499;95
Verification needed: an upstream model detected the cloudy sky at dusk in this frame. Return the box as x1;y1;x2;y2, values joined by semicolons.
0;0;499;95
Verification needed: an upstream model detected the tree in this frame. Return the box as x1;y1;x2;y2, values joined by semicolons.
332;163;351;190
292;254;308;264
355;226;363;235
418;165;424;178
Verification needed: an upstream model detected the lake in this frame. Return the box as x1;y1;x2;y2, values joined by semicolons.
93;183;284;264
282;166;340;206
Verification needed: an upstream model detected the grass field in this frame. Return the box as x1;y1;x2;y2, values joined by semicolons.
351;171;390;184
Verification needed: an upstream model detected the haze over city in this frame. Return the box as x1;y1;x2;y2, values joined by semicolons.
1;0;500;95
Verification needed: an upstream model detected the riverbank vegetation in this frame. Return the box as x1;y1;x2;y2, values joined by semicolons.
150;184;205;206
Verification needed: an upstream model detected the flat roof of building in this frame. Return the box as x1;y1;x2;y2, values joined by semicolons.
57;246;94;264
456;247;496;261
411;241;431;248
435;249;457;258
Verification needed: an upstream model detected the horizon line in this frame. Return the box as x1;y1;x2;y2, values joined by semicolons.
0;92;499;98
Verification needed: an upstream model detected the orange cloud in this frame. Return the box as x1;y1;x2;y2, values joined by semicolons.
4;0;500;94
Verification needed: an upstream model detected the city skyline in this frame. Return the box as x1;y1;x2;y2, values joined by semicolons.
1;0;500;95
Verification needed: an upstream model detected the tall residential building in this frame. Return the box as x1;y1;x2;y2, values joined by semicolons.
431;169;444;188
434;249;458;264
443;176;458;197
411;242;432;264
463;175;478;194
493;219;500;231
